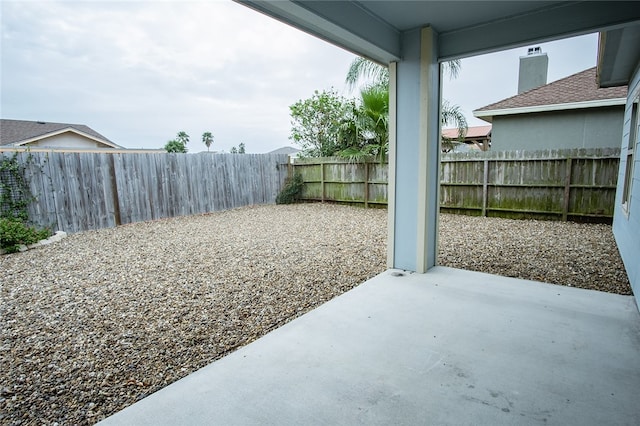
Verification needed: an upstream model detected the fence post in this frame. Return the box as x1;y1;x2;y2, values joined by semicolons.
364;161;369;208
108;154;122;226
482;159;489;217
562;157;573;221
321;161;325;203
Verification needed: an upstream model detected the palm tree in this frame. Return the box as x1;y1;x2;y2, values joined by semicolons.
358;84;389;159
441;100;468;152
346;57;461;90
176;131;189;146
345;57;467;152
336;84;389;162
345;57;389;92
202;131;214;151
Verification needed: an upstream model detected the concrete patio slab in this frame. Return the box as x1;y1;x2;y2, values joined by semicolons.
98;267;640;425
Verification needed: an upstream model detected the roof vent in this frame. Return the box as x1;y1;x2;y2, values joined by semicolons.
527;46;542;55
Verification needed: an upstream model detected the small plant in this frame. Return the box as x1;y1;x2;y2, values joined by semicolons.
1;153;33;222
0;218;50;254
276;173;304;204
0;153;50;253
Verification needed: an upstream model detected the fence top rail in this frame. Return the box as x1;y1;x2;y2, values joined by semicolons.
0;150;290;162
293;156;387;165
0;147;166;154
292;148;620;165
441;155;621;163
442;147;621;161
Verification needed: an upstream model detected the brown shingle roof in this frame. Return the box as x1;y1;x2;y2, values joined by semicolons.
0;119;118;147
474;67;627;113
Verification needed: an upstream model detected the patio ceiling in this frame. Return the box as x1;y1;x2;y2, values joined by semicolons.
598;22;640;87
236;1;640;63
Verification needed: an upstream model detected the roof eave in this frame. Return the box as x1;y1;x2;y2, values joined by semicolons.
12;128;122;149
597;24;640;87
473;98;626;120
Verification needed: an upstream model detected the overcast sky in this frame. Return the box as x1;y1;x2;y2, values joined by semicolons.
1;1;599;153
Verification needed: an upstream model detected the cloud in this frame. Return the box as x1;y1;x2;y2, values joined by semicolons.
1;0;358;152
1;1;600;152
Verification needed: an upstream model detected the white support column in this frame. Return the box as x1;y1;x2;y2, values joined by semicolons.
416;27;441;272
389;26;441;273
386;61;397;268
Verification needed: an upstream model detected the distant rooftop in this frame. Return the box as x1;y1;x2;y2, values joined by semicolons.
442;125;492;140
268;146;300;155
0;119;119;147
474;67;627;121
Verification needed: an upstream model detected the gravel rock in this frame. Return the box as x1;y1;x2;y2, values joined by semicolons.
0;205;630;425
438;214;631;295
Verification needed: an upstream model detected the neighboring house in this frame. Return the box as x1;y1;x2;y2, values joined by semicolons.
601;24;640;306
474;67;627;151
441;125;492;151
269;146;301;156
269;146;301;162
0;119;122;150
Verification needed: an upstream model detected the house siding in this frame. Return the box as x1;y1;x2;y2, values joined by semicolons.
25;132;107;148
613;62;640;307
491;107;624;151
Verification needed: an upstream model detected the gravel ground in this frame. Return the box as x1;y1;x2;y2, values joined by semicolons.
438;213;631;295
0;204;630;425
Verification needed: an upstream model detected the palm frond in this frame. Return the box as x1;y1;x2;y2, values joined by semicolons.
442;59;462;80
441;99;468;139
346;57;389;92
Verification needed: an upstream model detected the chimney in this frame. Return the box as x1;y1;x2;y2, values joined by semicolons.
517;46;548;94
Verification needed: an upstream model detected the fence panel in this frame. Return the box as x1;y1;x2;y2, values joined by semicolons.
440;148;620;221
292;148;621;221
0;151;289;233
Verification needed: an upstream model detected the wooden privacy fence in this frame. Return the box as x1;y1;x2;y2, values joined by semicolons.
440;148;620;221
292;148;621;221
1;152;289;233
293;157;388;207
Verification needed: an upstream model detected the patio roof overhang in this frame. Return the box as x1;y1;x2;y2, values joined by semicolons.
236;1;640;273
598;22;640;87
237;1;640;63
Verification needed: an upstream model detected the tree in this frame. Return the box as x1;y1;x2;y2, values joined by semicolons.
177;131;189;145
346;57;460;91
440;100;468;152
345;57;389;92
164;131;189;153
338;84;389;161
344;57;467;152
229;143;246;154
164;140;187;153
289;89;352;157
202;131;213;151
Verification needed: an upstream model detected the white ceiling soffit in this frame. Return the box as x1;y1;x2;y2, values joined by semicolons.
236;1;640;63
237;0;401;64
598;23;640;87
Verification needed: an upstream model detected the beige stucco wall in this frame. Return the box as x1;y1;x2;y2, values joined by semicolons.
25;132;111;148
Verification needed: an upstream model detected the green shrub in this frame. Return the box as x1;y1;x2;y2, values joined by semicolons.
0;218;50;254
276;173;304;204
